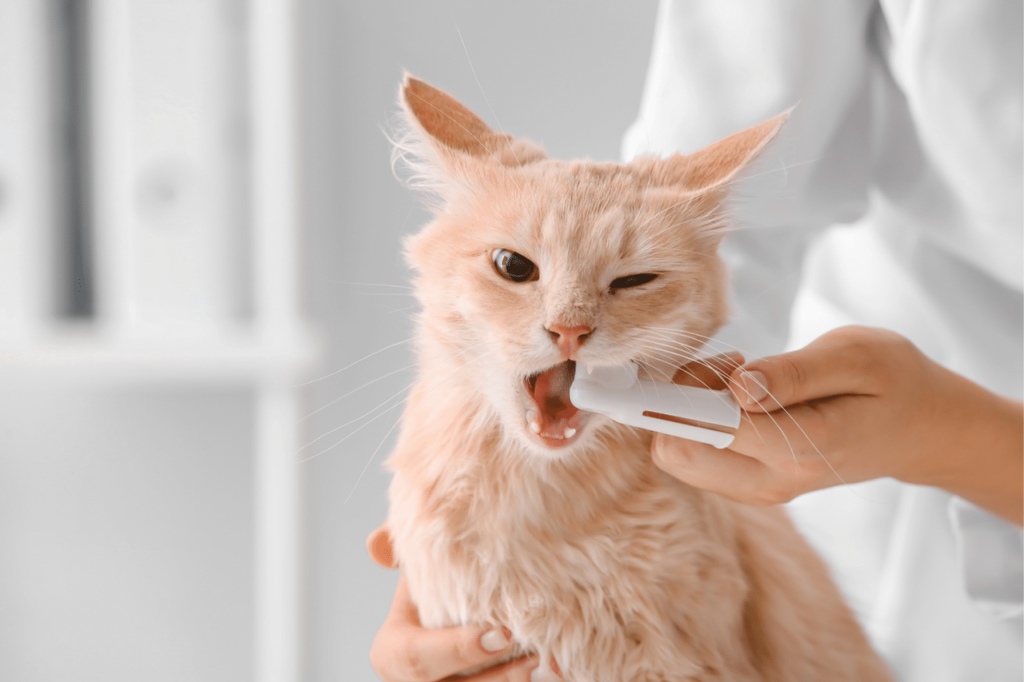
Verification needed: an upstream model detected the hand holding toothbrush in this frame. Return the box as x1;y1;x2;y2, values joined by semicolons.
651;326;1023;525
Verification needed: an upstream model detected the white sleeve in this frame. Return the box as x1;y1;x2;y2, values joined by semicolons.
948;496;1024;620
623;0;878;357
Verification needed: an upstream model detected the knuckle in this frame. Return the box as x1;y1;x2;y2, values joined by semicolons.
397;644;429;682
773;354;807;397
825;324;871;346
834;326;916;391
652;436;690;471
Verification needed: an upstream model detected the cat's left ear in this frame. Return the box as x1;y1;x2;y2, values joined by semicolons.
396;75;546;195
654;110;791;194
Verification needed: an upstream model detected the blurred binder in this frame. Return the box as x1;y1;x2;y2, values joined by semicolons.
91;0;248;337
0;0;53;339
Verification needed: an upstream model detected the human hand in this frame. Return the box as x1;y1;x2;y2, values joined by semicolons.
367;527;556;681
652;326;1023;524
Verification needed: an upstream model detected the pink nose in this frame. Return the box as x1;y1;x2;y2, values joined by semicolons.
547;324;593;360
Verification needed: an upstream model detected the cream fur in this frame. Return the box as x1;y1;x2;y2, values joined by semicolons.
384;76;892;681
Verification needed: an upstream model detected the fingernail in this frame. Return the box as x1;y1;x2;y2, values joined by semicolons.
531;665;560;682
480;627;511;652
740;370;768;404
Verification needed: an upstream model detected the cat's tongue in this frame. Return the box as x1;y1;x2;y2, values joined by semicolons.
526;361;582;443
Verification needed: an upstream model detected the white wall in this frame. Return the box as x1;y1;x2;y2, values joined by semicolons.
297;2;660;679
0;384;255;681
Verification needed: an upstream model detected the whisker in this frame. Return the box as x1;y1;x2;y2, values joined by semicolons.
342;415;403;505
298;379;412;452
637;344;740;416
300;362;417;422
639;339;798;478
352;292;418;297
320;279;414;290
640;328;865;496
299;338;490;447
297;338;413;387
642;327;753;359
299;349;494;462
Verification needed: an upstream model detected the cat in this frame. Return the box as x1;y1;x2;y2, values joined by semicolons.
381;74;892;681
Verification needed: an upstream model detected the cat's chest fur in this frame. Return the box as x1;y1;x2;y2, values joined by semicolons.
386;383;757;680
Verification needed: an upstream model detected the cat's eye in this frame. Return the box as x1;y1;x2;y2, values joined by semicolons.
492;248;537;283
610;273;658;290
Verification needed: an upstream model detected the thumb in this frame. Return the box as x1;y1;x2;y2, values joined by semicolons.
366;525;398;569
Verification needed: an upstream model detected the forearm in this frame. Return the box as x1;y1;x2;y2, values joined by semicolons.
907;363;1023;526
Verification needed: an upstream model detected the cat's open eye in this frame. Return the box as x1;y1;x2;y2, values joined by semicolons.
492;248;537;283
610;273;658;290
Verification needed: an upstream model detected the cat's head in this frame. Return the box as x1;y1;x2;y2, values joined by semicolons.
395;75;785;459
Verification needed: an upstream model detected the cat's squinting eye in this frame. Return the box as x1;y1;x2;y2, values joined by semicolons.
610;273;658;290
492;248;537;283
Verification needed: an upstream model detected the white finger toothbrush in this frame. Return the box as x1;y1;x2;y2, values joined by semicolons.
569;363;741;448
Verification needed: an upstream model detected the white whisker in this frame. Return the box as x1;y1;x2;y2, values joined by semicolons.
297;338;413;387
299;349;494;462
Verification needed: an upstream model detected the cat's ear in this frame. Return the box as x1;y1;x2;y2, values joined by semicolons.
395;75;546;197
656;110;791;193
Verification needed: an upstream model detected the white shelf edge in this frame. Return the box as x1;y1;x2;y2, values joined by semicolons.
0;327;320;385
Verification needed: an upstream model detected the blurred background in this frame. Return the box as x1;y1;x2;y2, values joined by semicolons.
0;1;659;680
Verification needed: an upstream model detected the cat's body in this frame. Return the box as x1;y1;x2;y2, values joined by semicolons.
384;76;892;681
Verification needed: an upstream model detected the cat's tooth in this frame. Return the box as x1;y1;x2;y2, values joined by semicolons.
586;362;594;375
564;427;577;439
526;409;540;434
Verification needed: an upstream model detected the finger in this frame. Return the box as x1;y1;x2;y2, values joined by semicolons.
373;576;516;681
672;352;745;390
651;433;777;504
457;655;541;682
728;337;878;413
401;622;514;682
729;398;842;456
368;525;397;568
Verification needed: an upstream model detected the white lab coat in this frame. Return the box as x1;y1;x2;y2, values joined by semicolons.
623;1;1023;680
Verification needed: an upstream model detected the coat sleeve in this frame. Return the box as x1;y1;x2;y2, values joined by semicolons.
948;496;1024;620
622;0;878;358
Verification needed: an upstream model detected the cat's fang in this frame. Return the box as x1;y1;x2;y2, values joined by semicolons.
564;428;577;438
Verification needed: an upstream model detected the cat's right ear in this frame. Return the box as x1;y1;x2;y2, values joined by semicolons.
394;74;545;199
653;110;791;194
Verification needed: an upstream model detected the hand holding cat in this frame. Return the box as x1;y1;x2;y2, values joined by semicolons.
366;527;557;682
652;325;1023;524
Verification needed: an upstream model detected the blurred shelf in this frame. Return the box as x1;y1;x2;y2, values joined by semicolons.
0;324;319;386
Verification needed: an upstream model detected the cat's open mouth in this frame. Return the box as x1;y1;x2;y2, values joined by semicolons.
523;360;588;448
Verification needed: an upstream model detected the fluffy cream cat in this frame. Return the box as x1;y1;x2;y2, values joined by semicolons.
383;75;891;681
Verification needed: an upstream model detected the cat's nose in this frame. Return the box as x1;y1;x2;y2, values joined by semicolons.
547;324;593;360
